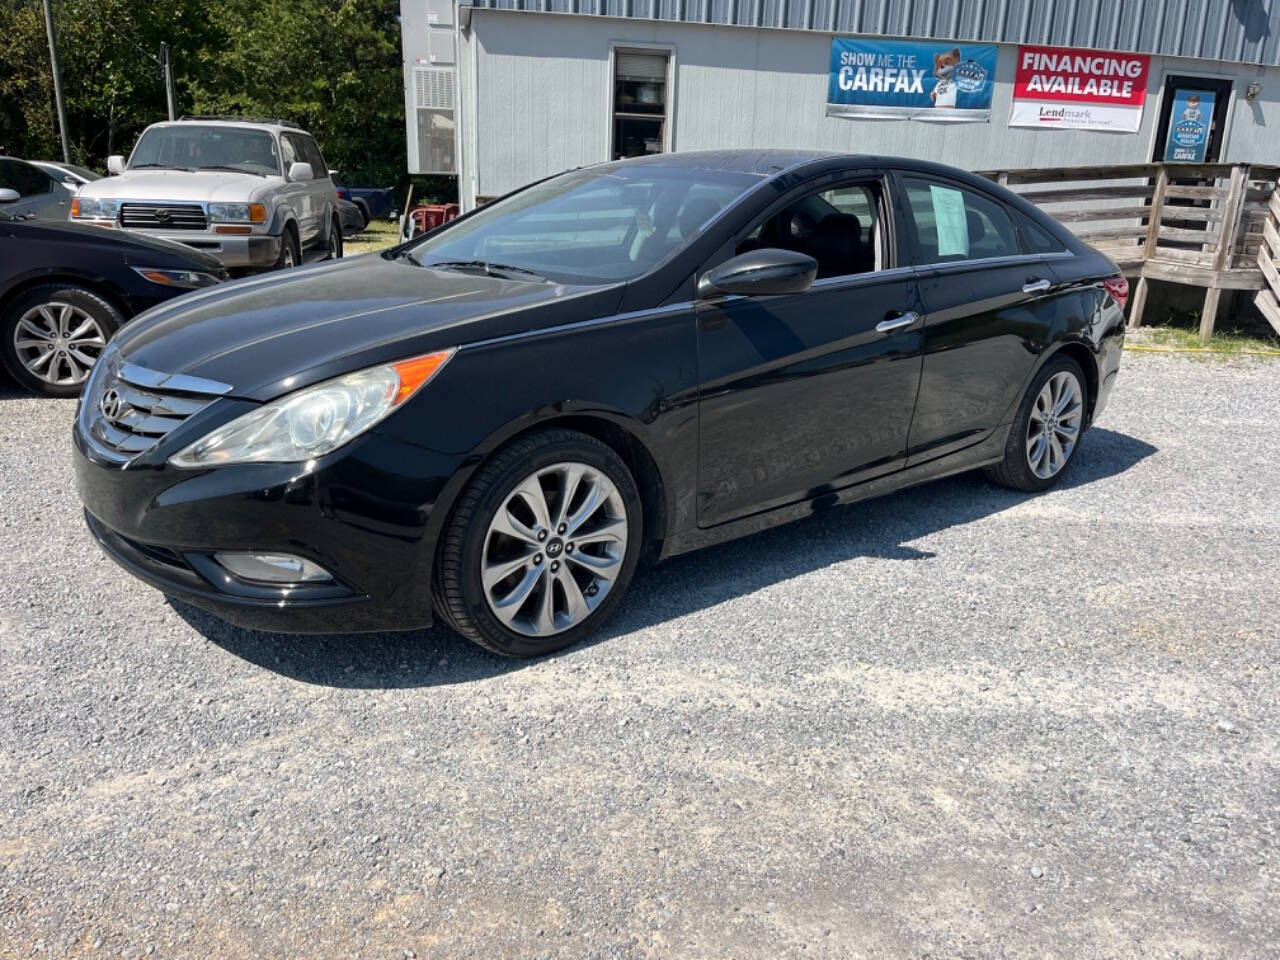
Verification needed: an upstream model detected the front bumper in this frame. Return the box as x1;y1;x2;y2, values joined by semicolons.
74;419;467;634
123;229;281;269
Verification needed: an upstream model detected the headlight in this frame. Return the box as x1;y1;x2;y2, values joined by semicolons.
71;198;120;220
168;349;455;468
132;266;222;289
208;202;267;223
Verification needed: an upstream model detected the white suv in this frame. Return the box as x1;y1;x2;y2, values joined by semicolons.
71;117;342;273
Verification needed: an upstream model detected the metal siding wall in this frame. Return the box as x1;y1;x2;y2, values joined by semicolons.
461;0;1280;65
464;9;1280;198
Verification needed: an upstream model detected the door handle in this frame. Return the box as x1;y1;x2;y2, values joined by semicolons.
876;311;921;334
1022;278;1052;294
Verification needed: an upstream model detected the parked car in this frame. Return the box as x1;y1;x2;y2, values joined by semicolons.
332;174;394;222
30;160;103;191
71;116;342;274
0;157;75;219
337;198;367;238
0;205;226;396
73;151;1126;656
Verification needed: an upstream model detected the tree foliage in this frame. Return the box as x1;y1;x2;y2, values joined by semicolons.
0;0;420;191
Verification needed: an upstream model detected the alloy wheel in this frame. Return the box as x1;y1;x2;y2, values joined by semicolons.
13;302;107;387
1026;370;1082;479
481;461;628;638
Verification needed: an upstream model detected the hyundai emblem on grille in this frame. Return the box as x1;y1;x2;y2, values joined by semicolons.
99;388;130;424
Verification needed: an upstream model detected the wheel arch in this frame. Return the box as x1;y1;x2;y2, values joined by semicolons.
0;273;131;326
434;410;671;568
1044;339;1100;424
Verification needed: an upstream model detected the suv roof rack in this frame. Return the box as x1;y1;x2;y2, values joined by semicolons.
177;114;302;129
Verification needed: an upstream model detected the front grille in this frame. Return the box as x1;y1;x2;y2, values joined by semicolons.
120;202;208;230
83;357;232;462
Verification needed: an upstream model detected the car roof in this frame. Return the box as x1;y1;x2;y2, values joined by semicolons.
612;149;841;177
141;119;303;136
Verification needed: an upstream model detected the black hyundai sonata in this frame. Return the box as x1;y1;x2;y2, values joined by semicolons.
74;151;1126;656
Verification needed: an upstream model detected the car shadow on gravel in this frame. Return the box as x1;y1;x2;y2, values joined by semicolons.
172;427;1155;688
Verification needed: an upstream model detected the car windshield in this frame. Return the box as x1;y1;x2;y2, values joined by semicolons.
403;165;759;284
129;125;281;176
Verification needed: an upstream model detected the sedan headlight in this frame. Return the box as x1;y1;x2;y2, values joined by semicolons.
132;266;222;289
168;349;455;468
71;197;120;220
208;202;267;223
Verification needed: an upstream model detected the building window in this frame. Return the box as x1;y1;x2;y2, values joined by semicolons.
613;50;669;160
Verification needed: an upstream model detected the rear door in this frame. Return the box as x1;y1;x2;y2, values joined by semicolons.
695;171;925;527
896;173;1063;466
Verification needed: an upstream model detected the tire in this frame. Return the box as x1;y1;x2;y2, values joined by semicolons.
327;216;343;259
274;226;300;270
0;284;122;397
353;199;370;229
433;428;644;657
985;354;1088;492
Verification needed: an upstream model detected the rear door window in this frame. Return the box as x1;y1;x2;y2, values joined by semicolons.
901;177;1019;265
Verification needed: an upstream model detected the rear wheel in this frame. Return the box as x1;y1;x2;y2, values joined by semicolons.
327;216;343;259
0;284;121;397
434;429;643;657
985;354;1087;491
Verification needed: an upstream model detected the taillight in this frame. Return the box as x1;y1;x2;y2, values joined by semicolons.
1104;276;1129;307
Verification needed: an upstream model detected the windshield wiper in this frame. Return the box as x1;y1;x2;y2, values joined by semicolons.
130;163;194;171
419;259;547;282
199;165;267;177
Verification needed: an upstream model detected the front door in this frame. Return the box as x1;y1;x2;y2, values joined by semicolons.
696;177;924;527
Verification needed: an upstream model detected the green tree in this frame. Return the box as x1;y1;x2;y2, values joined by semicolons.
0;0;429;195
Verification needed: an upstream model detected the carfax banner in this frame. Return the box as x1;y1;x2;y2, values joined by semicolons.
827;38;997;122
1010;44;1151;132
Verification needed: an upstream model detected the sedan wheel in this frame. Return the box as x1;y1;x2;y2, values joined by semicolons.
434;428;643;657
0;284;123;397
985;354;1088;492
482;462;628;638
1026;370;1083;479
14;302;107;388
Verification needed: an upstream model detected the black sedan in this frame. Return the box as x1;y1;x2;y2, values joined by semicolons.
73;151;1126;656
1;210;226;396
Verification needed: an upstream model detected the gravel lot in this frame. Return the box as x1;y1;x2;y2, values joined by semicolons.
2;353;1277;958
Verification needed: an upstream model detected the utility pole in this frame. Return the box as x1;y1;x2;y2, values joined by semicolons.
160;42;177;120
41;0;72;163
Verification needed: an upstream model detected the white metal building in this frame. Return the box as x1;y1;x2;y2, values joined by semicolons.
400;0;1280;211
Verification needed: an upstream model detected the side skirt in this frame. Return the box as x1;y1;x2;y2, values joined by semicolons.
658;424;1010;560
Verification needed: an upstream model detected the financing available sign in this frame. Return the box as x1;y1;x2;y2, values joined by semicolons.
827;38;997;122
1010;44;1151;132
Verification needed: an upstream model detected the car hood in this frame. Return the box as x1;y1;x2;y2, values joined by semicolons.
80;170;276;203
8;217;226;273
112;254;623;401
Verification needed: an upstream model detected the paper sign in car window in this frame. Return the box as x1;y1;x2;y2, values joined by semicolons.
930;185;969;257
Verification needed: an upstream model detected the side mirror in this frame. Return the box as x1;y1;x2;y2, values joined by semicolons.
287;161;313;181
0;188;18;203
107;155;126;175
697;248;818;299
328;168;339;177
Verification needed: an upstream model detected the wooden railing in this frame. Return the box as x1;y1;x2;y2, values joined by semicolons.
981;162;1280;342
1254;184;1280;337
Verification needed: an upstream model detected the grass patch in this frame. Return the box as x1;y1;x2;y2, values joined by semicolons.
1129;324;1280;357
343;218;402;257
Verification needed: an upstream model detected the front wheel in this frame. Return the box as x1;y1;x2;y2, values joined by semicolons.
985;354;1088;491
434;429;643;657
274;227;300;270
0;284;122;397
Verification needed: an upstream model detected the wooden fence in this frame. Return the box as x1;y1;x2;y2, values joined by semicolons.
980;162;1280;343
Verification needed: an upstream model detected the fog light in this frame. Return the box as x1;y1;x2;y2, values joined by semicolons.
214;551;333;584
